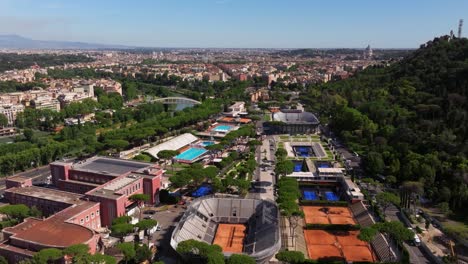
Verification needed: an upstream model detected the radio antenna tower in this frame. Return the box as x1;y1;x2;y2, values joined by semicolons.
458;19;463;38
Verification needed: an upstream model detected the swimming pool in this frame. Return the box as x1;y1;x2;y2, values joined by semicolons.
213;125;232;132
175;148;208;161
201;141;215;147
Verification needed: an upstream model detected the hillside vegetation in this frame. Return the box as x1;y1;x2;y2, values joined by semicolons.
303;36;468;216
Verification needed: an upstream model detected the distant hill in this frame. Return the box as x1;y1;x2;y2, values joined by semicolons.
0;34;134;49
303;35;468;218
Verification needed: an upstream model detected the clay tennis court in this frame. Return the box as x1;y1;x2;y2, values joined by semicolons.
302;206;356;225
304;230;376;262
213;223;246;253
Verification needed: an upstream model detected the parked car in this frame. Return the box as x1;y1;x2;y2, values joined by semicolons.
408;228;421;246
144;210;156;215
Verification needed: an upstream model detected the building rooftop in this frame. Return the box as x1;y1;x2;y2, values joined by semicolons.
273;111;319;124
3;201;96;248
103;175;140;192
73;156;152;176
317;167;345;174
146;133;198;159
4;186;83;204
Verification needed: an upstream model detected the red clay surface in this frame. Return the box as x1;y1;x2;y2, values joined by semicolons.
302;206;356;225
213;223;246;253
304;230;376;262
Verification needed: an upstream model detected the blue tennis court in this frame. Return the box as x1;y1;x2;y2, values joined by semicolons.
325;191;339;201
294;146;313;157
175;148;208;161
213;125;232;132
303;189;318;200
192;186;211;197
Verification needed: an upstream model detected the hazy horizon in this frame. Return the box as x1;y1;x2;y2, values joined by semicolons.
0;0;466;49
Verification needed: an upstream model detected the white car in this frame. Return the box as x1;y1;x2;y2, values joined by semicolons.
408;228;421;246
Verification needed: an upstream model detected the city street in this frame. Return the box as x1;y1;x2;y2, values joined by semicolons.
147;206;185;264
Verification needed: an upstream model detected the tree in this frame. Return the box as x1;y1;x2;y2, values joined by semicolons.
23;128;35;143
177;239;223;263
112;215;132;225
376;192;401;214
157;149;179;164
275;148;288;161
0;114;7;127
117;242;136;264
0;204;30;221
129;193;150;219
373;221;414;244
358;227;378;242
135;219;158;245
275;160;294;177
275;250;305;264
0;256;7;264
111;223;134;237
33;248;63;264
401;181;424;215
438;202;451;216
63;244;89;263
135;244;152;263
226;254;256;264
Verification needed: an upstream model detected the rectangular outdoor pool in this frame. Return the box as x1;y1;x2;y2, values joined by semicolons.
213;125;232;132
175;148;208;161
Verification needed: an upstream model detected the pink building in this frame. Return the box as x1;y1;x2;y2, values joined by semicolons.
0;156;162;262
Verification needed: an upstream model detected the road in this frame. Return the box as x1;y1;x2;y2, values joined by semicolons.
386;204;432;264
247;131;275;201
146;206;185;264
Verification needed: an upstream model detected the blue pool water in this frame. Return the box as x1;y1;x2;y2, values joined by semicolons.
192;186;211;197
213;125;232;132
325;191;339;201
176;148;208;161
294;146;312;157
318;164;330;168
303;189;318;200
201;141;215;147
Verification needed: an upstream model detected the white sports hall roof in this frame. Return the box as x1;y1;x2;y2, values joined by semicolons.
146;133;198;159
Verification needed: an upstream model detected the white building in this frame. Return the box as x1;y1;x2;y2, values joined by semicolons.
0;104;24;125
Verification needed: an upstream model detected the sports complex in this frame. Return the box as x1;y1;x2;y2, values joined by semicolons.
171;196;281;263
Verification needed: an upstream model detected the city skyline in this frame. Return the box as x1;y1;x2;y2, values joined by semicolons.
0;0;466;49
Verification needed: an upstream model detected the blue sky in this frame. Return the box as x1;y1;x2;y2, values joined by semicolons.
0;0;466;48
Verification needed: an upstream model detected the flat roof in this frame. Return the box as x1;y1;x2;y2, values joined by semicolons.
318;168;345;173
5;186;83;204
103;175;140;192
73;156;152;175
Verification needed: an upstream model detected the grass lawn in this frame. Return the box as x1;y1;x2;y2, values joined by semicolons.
444;222;468;241
263;113;271;121
0;136;15;144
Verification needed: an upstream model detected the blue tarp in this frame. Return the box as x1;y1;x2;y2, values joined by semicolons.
192;186;211;197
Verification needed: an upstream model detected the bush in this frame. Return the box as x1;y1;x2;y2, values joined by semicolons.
299;200;348;207
276;250;305;264
304;223;361;231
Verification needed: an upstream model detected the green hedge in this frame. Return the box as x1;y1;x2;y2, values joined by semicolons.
304;223;361;231
299;200;349;207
